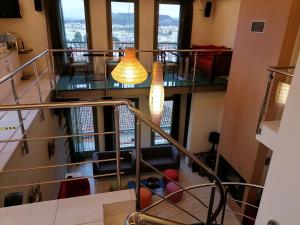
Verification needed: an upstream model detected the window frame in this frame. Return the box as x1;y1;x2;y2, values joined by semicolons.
106;0;139;51
153;0;182;50
151;96;176;146
60;0;93;49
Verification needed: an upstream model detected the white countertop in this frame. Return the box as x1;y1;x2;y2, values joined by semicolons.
0;189;136;225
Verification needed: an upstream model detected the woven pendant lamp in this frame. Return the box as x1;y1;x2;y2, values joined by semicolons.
149;62;165;125
111;48;148;84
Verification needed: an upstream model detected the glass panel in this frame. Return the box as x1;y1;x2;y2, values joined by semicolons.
118;103;135;148
111;1;135;52
154;100;174;145
70;107;96;152
61;0;88;62
157;4;180;61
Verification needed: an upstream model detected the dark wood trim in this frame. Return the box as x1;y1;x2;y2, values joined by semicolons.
106;0;113;50
183;93;192;147
84;0;93;49
106;0;139;51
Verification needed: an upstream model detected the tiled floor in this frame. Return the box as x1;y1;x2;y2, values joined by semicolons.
72;158;241;225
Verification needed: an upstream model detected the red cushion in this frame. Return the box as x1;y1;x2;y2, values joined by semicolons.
140;187;152;209
165;182;183;203
163;169;179;183
58;178;91;199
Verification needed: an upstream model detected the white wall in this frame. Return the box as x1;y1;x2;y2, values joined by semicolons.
255;53;300;224
187;92;225;154
210;0;241;48
0;109;68;207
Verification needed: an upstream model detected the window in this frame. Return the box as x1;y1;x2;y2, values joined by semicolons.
61;0;89;61
152;99;174;145
118;103;135;148
68;107;99;160
155;2;181;61
107;0;138;53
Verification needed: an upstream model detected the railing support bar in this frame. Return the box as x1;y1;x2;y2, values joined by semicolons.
32;62;45;121
135;119;141;210
192;52;197;92
46;53;54;90
220;186;228;225
114;106;121;190
256;71;274;134
206;183;216;225
10;78;29;154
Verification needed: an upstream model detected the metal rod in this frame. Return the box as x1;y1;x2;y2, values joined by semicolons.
256;71;274;134
114;106;121;190
192;52;197;92
46;53;54;90
0;131;115;143
0;50;49;84
140;158;209;210
0;158;124;174
10;78;29;154
227;197;259;209
0;172;123;191
266;66;294;77
104;53;108;97
32;62;45;120
136;119;141;210
206;183;216;225
50;51;57;87
220;187;228;224
125;212;185;225
141;184;204;224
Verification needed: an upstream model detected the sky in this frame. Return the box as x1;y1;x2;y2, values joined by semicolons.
61;0;180;20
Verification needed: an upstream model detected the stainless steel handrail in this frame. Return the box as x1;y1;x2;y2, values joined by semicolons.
0;99;225;222
267;66;295;77
125;212;185;225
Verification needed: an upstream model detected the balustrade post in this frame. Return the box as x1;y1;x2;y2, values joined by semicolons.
192;52;198;92
135;119;141;210
32;62;45;121
206;182;216;225
10;78;29;154
114;106;121;190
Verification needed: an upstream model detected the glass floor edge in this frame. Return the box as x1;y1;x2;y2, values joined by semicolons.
55;72;228;91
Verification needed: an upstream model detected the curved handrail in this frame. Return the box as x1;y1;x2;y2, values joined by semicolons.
0;99;226;222
142;182;263;213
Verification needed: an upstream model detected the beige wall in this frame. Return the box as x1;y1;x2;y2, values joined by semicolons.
187;92;225;154
0;0;49;71
218;0;300;182
256;52;300;225
211;0;241;48
0;109;68;207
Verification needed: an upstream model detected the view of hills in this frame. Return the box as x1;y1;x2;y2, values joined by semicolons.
64;13;179;26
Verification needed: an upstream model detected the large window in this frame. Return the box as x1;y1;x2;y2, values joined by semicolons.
155;2;181;61
118;103;135;148
61;0;89;61
152;100;174;145
108;0;138;52
68;107;99;160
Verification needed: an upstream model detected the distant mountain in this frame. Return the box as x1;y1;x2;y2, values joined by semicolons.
111;13;178;26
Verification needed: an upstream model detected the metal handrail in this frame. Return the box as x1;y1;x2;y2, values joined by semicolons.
267;66;295;77
125;212;185;225
0;99;225;222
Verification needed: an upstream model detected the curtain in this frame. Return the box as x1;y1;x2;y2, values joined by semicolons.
178;0;194;49
43;0;66;74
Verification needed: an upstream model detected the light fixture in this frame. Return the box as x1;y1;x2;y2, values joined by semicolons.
149;62;165;125
111;48;148;84
276;82;290;105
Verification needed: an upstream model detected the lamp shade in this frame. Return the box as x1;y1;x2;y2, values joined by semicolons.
149;62;165;125
111;48;148;84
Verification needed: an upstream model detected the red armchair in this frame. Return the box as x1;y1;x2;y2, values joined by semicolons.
192;45;232;83
58;178;91;199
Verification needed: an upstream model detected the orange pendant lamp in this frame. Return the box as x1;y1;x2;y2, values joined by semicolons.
149;62;165;125
111;48;148;84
